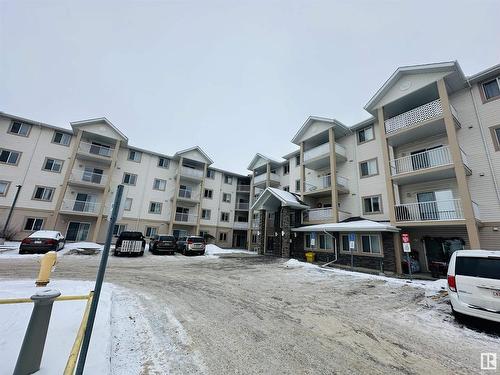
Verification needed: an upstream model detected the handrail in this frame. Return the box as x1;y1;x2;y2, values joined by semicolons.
78;142;113;157
70;170;107;185
385;99;443;134
390;146;452;175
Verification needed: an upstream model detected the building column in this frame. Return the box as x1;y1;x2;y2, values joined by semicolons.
437;79;481;249
300;142;305;199
328;128;338;222
168;156;183;233
393;232;403;275
281;206;291;258
266;162;271;188
247;176;255;251
195;163;208;235
258;209;266;255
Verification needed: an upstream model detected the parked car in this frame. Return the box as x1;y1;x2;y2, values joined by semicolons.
19;230;66;254
176;236;206;255
114;231;145;256
149;234;176;255
447;250;500;323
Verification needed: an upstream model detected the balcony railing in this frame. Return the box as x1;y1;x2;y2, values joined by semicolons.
78;142;114;158
253;173;279;185
236;202;250;210
174;212;198;223
180;166;203;179
390;146;452;176
460;148;471;171
472;201;481;220
61;199;101;214
303;142;347;162
305;175;349;192
252;220;260;229
395;199;464;222
237;184;250;192
234;221;249;230
385;99;443;134
70;170;108;186
303;207;333;222
178;188;199;201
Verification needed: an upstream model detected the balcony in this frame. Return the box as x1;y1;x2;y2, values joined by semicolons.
237;184;250;192
252;219;260;229
303;142;347;169
68;170;108;189
395;199;464;223
77;142;114;164
253;172;280;186
174;212;198;224
60;199;101;216
177;188;200;205
385;99;443;134
234;221;249;230
236;202;250;210
303;207;334;223
304;175;349;196
180;166;204;181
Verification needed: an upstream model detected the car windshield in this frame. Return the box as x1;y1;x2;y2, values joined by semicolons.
119;232;143;239
190;237;204;243
456;256;500;280
159;236;174;241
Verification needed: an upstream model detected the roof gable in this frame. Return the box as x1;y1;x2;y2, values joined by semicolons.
174;146;213;164
251;187;308;211
247;153;282;170
71;118;128;143
291;116;350;145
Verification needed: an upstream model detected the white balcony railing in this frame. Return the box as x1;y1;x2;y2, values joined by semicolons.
78;142;114;158
236;202;250;210
303;207;333;222
305;175;348;192
254;174;267;184
385;99;443;134
174;212;198;223
70;170;108;186
237;184;250;192
336;175;349;190
303;143;346;162
460;148;471;171
395;199;464;222
180;166;204;179
178;188;199;200
234;221;249;230
61;199;101;214
390;146;452;176
472;201;481;220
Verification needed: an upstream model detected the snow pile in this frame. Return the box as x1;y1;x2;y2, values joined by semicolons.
205;244;255;256
65;242;103;255
0;242;103;258
284;258;320;270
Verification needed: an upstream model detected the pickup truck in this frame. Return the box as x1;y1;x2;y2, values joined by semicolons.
114;231;146;256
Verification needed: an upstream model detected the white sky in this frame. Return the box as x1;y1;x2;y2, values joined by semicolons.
1;0;500;173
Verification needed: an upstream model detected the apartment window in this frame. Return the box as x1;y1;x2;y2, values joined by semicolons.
359;158;378;177
52;131;72;146
0;181;11;196
149;201;162;214
24;218;44;231
202;209;211;220
145;226;158;237
122;173;137;185
304;234;311;248
363;195;382;214
0;149;21;165
204;189;213;199
220;212;230;222
128;150;142;162
42;158;63;173
357;125;374;144
206;169;215;179
124;198;133;211
295;154;300;166
318;234;333;250
283;186;290;192
295;179;301;192
360;234;381;254
341;234;356;252
283;163;290;175
489;125;500;151
153;178;166;191
158;157;169;168
224;175;233;184
482;77;500;101
113;224;127;236
33;186;55;201
9;121;31;136
223;193;231;203
219;232;227;241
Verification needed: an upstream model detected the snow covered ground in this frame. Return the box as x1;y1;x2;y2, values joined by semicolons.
205;244;256;256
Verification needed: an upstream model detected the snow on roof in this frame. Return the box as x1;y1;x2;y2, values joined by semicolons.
292;220;399;233
28;230;62;239
251;187;308;211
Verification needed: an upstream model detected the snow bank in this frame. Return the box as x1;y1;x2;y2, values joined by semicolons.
0;242;103;258
205;244;255;256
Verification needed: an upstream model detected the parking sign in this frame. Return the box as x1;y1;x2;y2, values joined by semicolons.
348;233;355;249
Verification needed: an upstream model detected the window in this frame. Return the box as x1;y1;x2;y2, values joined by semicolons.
202;209;211;220
361;234;381;254
223;193;231;203
295;179;301;192
122;173;137;185
145;226;158;237
52;131;71;146
0;149;21;165
128;150;142;162
0;181;10;196
113;224;127;236
9;121;30;136
204;189;213;199
149;201;162;214
357;125;374;144
206;169;215;179
220;212;230;222
304;234;311;248
318;234;333;250
124;198;133;211
490;125;500;151
359;158;378;177
33;186;55;201
456;257;500;280
363;195;382;214
153;178;166;191
252;234;258;244
482;77;500;101
224;175;233;184
158;157;169;168
42;158;63;173
24;218;44;231
219;232;227;241
341;234;356;252
283;186;290;192
283;163;290;175
295;154;300;166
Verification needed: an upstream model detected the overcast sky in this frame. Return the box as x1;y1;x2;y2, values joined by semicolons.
1;1;499;173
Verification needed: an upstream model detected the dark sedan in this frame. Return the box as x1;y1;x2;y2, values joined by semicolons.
149;234;176;255
19;230;66;254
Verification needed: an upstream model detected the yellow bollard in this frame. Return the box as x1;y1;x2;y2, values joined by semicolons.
36;251;57;287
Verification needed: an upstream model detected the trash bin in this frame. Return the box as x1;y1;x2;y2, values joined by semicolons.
305;252;315;263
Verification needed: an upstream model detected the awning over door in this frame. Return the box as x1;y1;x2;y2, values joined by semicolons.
292;219;399;233
251;187;309;211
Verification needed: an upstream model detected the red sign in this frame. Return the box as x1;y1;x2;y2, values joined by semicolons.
401;233;410;244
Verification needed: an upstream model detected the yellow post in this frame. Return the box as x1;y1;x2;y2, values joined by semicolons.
36;251;57;287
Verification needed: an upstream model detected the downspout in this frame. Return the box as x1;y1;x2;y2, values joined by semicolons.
320;230;338;267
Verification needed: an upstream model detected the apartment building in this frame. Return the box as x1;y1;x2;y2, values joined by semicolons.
249;61;500;275
0;114;250;248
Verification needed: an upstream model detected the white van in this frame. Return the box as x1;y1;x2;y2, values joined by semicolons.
447;250;500;323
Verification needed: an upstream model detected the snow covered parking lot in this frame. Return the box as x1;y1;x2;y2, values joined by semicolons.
0;250;499;374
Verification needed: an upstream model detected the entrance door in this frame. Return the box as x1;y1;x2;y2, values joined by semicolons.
66;222;91;241
417;192;438;220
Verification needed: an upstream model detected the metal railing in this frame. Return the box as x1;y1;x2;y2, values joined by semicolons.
303;207;333;222
237;184;250;192
385;99;443;134
61;199;101;214
253;173;267;184
70;170;107;186
174;212;198;223
178;188;199;200
395;199;464;222
460;148;471;171
303;142;347;162
336;175;349;190
180;166;203;179
236;202;250;210
78;142;113;158
472;201;481;220
390;146;452;176
305;174;349;192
